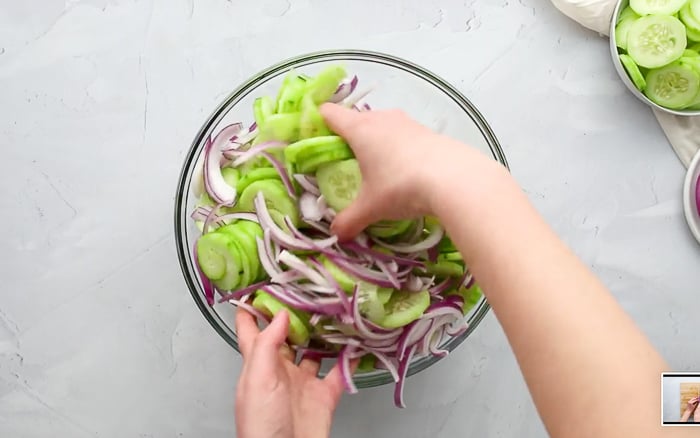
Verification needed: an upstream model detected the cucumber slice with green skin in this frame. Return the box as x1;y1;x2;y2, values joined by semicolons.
213;243;244;291
284;135;349;164
692;0;700;22
253;96;275;126
618;6;640;22
448;284;483;315
320;255;356;293
627;15;687;68
615;17;639;50
196;232;231;280
619;54;648;90
275;73;307;114
237;180;300;227
306;65;347;104
218;223;262;283
299;94;332;139
221;167;240;189
316;159;361;211
437;236;458;253
686;25;700;42
235;167;280;194
259;113;302;143
441;251;463;262
252;291;311;345
691;43;700;52
378;290;431;329
377;288;393;305
684;49;700;57
644;61;700;108
294;138;353;166
680;2;700;32
367;220;414;238
424;259;464;278
630;0;687;15
297;148;355;174
358;283;387;324
357;354;377;373
234;221;264;280
680;55;700;73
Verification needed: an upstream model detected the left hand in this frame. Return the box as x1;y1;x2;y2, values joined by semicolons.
234;309;351;438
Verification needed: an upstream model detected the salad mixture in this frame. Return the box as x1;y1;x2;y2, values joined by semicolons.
190;65;483;407
615;0;700;110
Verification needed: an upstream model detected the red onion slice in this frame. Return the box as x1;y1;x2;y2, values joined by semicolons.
394;344;417;408
373;223;444;254
696;173;700;216
260;151;296;199
231;141;286;167
299;192;325;222
218;280;269;303
293;174;321;196
328;75;359;103
339;346;358;394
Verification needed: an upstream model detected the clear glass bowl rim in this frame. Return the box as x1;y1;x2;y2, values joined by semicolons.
174;49;509;388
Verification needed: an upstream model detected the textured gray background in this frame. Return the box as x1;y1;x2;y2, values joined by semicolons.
1;0;700;437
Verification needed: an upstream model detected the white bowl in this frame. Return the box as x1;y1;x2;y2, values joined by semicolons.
683;149;700;244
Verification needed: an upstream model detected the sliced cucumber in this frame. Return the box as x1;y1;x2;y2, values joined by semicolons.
306;65;347;104
618;6;640;22
358;283;387;324
218;223;262;283
379;290;430;329
425;259;464;278
615;17;639;50
449;284;484;315
619;54;647;90
237;179;300;227
630;0;687;15
316;159;361;212
252;291;310;345
357;354;377;373
320;255;356;293
297;147;355;174
235;167;280;194
626;15;687;68
644;61;700;108
284;135;349;164
367;220;414;238
681;2;700;32
259;113;301;143
221;167;240;189
692;0;700;21
196;233;230;280
253;96;275;126
684;49;700;57
299;94;332;139
437;236;458;253
377;288;393;305
275;73;307;114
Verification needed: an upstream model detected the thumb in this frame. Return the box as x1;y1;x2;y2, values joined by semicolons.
320;103;362;143
254;310;290;360
331;189;381;241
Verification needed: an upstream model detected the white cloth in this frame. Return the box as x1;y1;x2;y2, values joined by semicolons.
550;0;700;167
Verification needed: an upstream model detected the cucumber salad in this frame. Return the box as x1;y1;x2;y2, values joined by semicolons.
615;0;700;110
190;65;483;407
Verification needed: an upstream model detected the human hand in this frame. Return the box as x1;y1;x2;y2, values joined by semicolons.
320;103;497;240
687;396;699;412
234;309;350;438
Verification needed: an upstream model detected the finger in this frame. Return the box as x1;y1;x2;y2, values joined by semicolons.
330;190;381;241
252;310;290;364
280;343;295;362
235;308;261;359
319;103;362;143
323;359;360;403
298;353;322;376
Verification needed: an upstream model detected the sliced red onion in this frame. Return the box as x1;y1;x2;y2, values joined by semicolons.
216;212;259;224
256;232;284;278
218;280;269;303
340;243;424;268
397;319;433;361
309;313;323;326
307;257;351;313
427;328;448;358
326;255;396;288
394;344;417;408
270;270;305;284
362;350;399;382
403;275;424;292
299;192;325;222
328;75;359;103
339;346;358;394
303;219;332;234
293;174;321;196
374;223;444;254
277;250;329;286
322;335;362;347
343;86;373;109
283;216;338;250
202;202;227;234
405;217;425;243
254;193;314;250
351;285;403;341
260;151;296;199
696;173;700;215
231;141;286;167
428;278;453;296
375;260;401;289
203;134;237;206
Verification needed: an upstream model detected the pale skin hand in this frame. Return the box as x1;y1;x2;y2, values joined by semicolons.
320;103;695;437
234;310;350;438
681;397;699;422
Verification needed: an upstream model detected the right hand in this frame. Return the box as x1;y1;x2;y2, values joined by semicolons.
687;396;699;411
320;103;496;240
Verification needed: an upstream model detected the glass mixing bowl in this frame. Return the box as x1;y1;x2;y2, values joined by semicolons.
174;50;508;388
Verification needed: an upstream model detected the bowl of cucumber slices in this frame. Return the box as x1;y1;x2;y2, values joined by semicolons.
611;0;700;114
174;50;508;407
